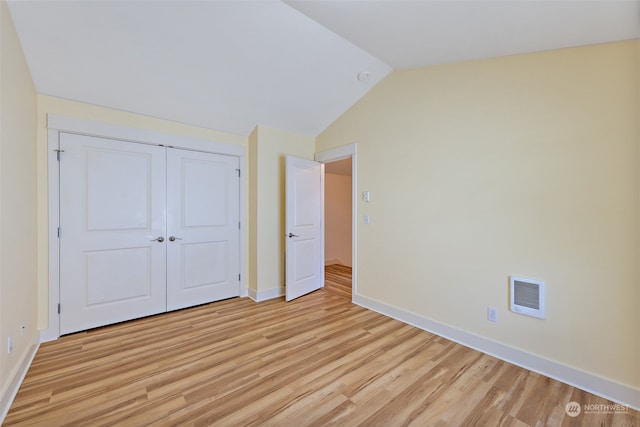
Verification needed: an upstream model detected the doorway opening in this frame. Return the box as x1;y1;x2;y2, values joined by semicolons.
323;158;352;300
315;144;357;301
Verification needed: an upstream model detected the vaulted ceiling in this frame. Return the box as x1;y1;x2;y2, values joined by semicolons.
7;0;639;137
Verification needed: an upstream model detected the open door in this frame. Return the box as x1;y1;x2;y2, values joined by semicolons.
285;156;324;301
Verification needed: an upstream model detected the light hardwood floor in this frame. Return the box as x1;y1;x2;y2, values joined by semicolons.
323;264;352;300
5;281;638;426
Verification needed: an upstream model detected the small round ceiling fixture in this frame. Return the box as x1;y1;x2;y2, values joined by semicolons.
357;71;371;82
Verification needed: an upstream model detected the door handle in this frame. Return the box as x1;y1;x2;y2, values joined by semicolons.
151;236;164;243
168;236;182;242
288;233;299;238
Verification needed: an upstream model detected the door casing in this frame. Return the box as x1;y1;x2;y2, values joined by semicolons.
45;114;247;341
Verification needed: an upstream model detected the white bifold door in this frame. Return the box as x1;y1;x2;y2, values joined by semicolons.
59;133;240;334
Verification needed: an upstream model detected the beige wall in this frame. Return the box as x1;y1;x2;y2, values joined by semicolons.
0;0;38;401
35;95;248;329
316;40;640;390
249;125;315;298
325;173;352;267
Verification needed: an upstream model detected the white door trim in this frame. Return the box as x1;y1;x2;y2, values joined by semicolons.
44;114;247;341
315;144;357;300
47;114;245;156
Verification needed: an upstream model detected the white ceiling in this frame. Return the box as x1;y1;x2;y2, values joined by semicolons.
287;0;640;69
7;1;639;137
6;0;391;136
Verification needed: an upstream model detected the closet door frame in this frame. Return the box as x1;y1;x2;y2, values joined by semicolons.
44;114;247;341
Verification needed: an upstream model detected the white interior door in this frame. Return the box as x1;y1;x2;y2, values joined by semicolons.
285;156;324;301
59;133;167;334
166;149;240;310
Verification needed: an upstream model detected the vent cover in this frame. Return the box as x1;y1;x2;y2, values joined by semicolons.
510;276;545;319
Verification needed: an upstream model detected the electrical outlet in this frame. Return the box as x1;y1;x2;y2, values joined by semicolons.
487;307;498;322
7;336;12;354
20;322;25;336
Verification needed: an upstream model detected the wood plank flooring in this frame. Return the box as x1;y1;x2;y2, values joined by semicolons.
5;288;638;426
323;264;352;300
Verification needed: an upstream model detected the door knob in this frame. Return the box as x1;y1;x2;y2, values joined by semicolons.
288;233;299;238
169;236;182;242
151;236;164;243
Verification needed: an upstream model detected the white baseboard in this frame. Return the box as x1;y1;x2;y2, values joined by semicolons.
353;294;640;411
248;286;284;302
325;259;352;268
0;340;40;424
40;327;58;343
239;285;249;298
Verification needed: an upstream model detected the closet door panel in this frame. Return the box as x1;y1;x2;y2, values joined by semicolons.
166;149;240;310
59;133;167;334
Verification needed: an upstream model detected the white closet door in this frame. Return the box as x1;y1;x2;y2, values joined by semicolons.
166;148;240;311
59;133;167;334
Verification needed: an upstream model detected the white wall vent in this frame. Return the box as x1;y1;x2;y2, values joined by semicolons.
510;276;545;319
